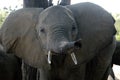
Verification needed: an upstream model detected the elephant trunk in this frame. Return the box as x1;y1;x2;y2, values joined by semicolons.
48;39;81;54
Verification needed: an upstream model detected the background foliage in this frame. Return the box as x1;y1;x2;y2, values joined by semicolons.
112;14;120;41
0;7;15;27
0;9;8;27
0;8;120;40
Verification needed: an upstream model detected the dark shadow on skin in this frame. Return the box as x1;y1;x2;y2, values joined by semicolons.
0;50;22;80
22;62;37;80
112;41;120;65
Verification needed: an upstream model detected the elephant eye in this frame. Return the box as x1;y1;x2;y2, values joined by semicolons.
40;28;45;33
72;26;76;31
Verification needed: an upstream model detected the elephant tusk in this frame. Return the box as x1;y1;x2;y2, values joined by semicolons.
48;51;52;64
71;52;77;65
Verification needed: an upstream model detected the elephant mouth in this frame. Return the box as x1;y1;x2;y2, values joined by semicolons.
46;39;82;65
47;50;78;65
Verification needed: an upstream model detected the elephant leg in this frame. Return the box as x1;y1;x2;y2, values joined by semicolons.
107;66;115;80
85;38;116;80
36;69;40;80
14;57;22;80
103;63;115;80
39;68;49;80
112;41;120;65
107;65;115;80
22;61;37;80
68;64;86;80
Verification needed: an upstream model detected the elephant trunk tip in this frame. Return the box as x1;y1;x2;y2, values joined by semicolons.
47;39;82;55
74;39;82;49
57;39;82;54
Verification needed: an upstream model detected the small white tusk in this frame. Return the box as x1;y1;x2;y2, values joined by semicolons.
48;51;52;64
71;52;77;65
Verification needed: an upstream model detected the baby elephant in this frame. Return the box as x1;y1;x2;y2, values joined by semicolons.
0;50;22;80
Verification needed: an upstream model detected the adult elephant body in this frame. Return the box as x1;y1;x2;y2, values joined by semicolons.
0;2;116;80
113;41;120;65
0;47;22;80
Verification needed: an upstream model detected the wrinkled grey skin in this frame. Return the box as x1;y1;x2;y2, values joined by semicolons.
0;2;116;80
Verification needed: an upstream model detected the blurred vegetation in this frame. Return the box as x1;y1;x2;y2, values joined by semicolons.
112;14;120;41
0;8;120;40
0;7;16;27
0;9;8;27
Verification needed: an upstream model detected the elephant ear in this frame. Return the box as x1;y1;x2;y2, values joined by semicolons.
0;8;49;68
66;3;116;64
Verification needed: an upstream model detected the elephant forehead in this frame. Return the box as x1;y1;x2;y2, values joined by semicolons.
38;6;75;25
47;24;73;30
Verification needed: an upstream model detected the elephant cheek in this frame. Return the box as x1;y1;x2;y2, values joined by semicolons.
23;52;50;69
16;39;50;69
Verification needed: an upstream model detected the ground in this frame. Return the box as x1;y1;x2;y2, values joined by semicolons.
113;64;120;80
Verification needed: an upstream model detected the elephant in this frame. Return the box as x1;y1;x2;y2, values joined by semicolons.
112;41;120;65
108;41;120;80
0;45;22;80
0;2;116;80
21;61;37;80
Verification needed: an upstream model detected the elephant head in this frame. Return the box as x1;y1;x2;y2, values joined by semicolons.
36;6;82;64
